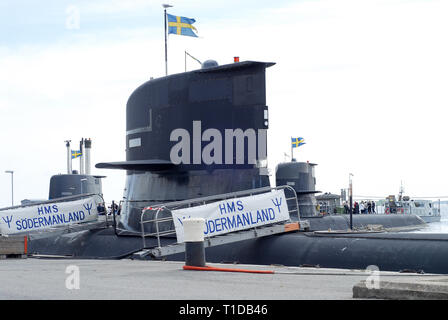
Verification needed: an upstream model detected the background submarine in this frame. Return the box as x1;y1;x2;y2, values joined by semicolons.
29;59;448;274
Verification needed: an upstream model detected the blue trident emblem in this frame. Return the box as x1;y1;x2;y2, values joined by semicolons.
271;197;283;213
83;203;93;215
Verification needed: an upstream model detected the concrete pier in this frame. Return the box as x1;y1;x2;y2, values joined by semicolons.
0;258;446;300
353;278;448;299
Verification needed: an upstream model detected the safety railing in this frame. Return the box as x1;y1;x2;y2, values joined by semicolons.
138;185;300;249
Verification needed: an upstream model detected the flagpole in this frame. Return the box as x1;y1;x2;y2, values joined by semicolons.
163;4;172;76
164;7;168;76
291;136;293;161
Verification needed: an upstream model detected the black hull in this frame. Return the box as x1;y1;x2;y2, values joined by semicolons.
306;213;426;231
27;214;448;274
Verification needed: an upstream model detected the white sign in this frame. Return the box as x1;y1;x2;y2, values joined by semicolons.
172;190;290;243
0;195;101;235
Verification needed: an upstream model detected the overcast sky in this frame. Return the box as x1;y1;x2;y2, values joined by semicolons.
1;0;448;208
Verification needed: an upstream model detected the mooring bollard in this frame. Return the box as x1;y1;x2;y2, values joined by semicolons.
183;218;206;267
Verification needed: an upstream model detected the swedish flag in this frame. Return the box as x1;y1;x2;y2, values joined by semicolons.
71;150;82;159
291;137;305;148
167;14;198;37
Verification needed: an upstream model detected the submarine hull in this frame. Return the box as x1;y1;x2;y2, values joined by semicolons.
28;227;448;274
306;214;426;231
200;232;448;273
27;213;448;274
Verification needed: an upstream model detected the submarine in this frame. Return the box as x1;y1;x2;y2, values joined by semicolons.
0;138;108;236
26;59;448;274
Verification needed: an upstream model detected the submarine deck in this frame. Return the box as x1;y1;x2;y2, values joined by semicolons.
1;258;447;300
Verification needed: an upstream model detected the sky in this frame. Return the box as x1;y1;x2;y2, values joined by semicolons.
1;0;448;208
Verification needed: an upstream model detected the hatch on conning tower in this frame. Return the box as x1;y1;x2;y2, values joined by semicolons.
201;59;218;69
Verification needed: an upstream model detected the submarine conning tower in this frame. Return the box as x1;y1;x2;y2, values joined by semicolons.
49;138;104;200
97;60;275;231
275;161;319;217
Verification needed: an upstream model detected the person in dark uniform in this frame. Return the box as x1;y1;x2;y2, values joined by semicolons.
112;202;119;215
344;201;349;214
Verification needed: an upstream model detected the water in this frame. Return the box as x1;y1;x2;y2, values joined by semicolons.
411;203;448;233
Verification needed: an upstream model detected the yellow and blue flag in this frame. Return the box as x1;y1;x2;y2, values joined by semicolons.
167;14;198;37
291;137;305;148
71;150;82;159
